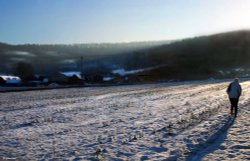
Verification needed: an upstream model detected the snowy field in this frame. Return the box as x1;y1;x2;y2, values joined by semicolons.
1;80;250;160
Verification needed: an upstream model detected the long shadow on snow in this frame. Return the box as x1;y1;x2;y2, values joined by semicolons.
187;116;235;161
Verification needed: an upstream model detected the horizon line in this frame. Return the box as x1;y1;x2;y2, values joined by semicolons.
1;29;250;46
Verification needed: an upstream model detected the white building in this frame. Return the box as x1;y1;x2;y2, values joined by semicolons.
0;75;22;85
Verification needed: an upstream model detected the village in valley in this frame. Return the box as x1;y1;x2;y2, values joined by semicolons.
0;68;152;89
2;30;250;90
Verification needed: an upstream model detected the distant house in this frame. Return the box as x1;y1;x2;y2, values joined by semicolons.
0;75;22;86
49;71;84;85
60;71;82;79
85;74;103;83
49;73;68;84
0;77;5;86
35;75;49;83
103;76;114;82
24;75;50;86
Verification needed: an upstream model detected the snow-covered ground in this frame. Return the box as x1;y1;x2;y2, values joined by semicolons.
1;79;250;160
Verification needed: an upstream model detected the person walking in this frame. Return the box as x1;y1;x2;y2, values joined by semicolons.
226;78;242;117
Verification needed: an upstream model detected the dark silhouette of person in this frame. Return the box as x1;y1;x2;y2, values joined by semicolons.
227;78;242;117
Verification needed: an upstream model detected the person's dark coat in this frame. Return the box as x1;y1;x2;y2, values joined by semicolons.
227;79;242;98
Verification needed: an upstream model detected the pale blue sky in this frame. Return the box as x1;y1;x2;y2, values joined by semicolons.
1;0;250;44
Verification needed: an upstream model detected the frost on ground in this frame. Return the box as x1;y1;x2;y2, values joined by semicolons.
1;80;250;160
195;103;250;161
